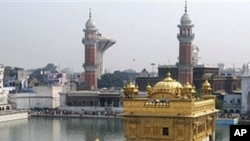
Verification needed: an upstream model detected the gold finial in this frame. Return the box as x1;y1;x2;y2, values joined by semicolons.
95;135;99;141
166;72;171;77
146;83;151;89
163;72;173;82
184;82;192;89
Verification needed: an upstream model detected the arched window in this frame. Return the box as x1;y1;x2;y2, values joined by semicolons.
235;110;240;113
223;109;228;113
229;109;234;113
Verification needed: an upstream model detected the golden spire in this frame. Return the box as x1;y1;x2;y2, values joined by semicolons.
202;79;211;89
94;134;99;141
146;83;151;89
201;79;212;96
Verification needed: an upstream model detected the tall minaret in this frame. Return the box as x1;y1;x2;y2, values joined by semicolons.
177;1;195;85
82;9;98;90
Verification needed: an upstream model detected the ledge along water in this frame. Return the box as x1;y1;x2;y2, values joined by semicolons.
0;110;29;122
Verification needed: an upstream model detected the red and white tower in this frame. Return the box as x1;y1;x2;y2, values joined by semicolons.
82;9;98;90
177;2;195;84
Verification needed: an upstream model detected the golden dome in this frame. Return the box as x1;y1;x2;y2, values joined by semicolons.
126;82;136;89
153;73;183;93
123;82;139;98
183;82;192;89
202;80;211;88
183;82;196;94
146;84;151;89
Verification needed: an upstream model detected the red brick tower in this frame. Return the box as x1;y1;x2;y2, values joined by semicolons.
82;9;98;90
177;2;195;85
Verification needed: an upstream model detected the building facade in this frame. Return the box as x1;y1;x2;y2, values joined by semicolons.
123;73;218;141
3;66;29;92
0;66;7;104
9;85;69;109
223;92;241;113
59;89;123;114
46;72;68;86
137;65;241;94
240;75;250;113
0;65;11;110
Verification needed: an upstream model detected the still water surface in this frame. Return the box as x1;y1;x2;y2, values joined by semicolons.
0;117;229;141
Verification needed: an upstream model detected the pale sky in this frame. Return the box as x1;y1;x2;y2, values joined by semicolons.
1;0;250;73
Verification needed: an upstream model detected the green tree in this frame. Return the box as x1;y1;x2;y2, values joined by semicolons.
98;73;123;88
98;70;138;89
44;63;57;73
216;98;223;110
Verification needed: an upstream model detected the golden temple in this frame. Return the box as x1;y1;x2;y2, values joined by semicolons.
123;73;219;141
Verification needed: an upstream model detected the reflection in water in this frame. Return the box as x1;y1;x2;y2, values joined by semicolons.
63;118;124;141
0;118;29;141
0;117;229;141
215;125;230;141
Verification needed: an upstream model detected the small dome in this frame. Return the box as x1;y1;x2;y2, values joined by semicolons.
153;73;183;93
123;81;139;98
85;9;97;30
85;18;97;30
183;82;192;89
180;13;192;25
126;82;136;89
202;80;211;88
146;84;151;89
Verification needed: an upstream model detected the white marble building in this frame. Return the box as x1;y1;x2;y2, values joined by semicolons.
9;85;70;109
0;66;11;110
223;92;241;113
241;75;250;113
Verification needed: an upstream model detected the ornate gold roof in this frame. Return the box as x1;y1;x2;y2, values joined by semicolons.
147;73;183;98
183;82;196;94
154;73;183;92
123;82;139;98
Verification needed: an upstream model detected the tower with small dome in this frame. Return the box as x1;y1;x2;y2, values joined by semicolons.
177;1;195;85
82;9;98;90
82;9;116;90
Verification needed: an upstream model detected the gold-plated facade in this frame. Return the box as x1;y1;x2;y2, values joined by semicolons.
123;73;219;141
